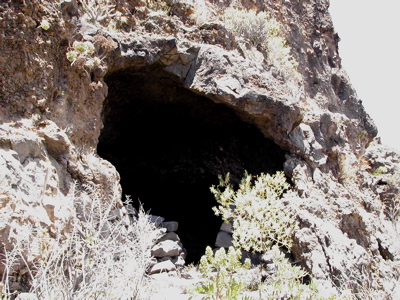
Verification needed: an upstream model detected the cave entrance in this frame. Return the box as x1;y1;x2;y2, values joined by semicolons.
97;65;286;263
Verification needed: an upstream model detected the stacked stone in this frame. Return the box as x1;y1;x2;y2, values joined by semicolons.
215;221;233;248
148;216;187;274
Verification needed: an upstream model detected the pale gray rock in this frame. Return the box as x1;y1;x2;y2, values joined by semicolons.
156;228;168;236
109;208;122;221
392;285;400;300
151;240;182;257
157;232;181;243
215;231;233;248
364;144;400;173
100;222;111;239
293;210;371;284
149;260;176;274
220;222;233;233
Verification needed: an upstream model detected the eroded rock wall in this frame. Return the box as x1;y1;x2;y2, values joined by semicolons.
0;0;399;297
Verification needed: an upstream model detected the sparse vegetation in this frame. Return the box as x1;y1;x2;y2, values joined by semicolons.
223;8;270;49
66;40;102;70
107;10;130;31
193;244;322;300
387;193;400;227
223;8;299;78
260;246;320;300
78;0;116;25
194;246;251;299
331;265;387;300
202;171;375;299
190;171;323;299
372;165;389;176
1;183;162;299
211;171;295;252
382;171;400;229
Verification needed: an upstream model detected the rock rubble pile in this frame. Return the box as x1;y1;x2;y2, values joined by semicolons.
148;216;187;275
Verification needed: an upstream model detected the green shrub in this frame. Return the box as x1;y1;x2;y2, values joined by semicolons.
194;246;252;299
260;247;320;300
208;171;378;299
66;40;102;70
211;171;295;252
197;170;322;299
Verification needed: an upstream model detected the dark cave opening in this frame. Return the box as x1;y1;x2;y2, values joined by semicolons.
97;65;286;263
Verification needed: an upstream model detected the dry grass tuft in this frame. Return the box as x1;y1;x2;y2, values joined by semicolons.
1;183;162;299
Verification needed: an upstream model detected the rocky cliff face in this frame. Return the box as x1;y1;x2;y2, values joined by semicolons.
1;0;399;297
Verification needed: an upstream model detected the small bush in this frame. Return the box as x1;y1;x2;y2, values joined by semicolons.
223;8;269;49
78;0;116;25
260;247;319;300
194;246;251;299
223;8;299;78
66;40;102;70
211;171;295;252
197;169;321;299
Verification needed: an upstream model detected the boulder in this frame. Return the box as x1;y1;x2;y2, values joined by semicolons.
149;260;176;274
215;231;233;248
151;240;182;257
162;221;179;232
157;231;181;243
220;222;233;233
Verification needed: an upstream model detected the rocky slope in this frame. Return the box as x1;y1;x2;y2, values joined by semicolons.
0;0;399;298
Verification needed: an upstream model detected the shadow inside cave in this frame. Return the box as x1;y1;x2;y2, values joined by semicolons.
97;65;286;263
